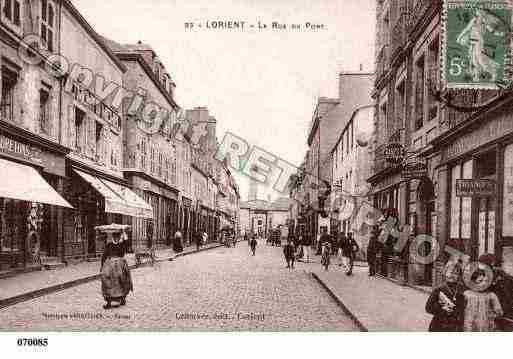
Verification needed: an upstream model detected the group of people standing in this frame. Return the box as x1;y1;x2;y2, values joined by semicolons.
426;254;513;332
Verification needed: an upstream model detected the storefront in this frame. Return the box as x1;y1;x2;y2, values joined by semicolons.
123;174;179;250
429;103;513;286
0;125;71;273
64;162;152;259
180;197;192;246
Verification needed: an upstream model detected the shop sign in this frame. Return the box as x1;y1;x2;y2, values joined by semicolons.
182;197;192;208
383;143;405;165
401;162;428;180
444;113;513;161
456;179;497;197
0;134;42;164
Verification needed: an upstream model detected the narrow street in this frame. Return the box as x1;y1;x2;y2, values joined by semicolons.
0;240;359;331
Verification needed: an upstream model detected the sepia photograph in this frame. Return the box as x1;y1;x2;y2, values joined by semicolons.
0;1;513;351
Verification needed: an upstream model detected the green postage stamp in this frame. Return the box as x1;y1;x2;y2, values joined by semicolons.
444;0;512;89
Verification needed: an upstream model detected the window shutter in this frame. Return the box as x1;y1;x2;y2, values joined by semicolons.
87;116;95;157
68;105;75;148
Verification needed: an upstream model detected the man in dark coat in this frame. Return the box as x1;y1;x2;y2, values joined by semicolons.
318;228;330;255
341;232;359;276
283;239;296;269
195;230;203;251
147;220;154;249
250;234;257;256
367;226;380;276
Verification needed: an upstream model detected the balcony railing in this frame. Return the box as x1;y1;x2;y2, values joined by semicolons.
376;45;390;85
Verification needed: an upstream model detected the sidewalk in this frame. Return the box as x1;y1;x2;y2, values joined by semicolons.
0;242;222;309
311;265;431;331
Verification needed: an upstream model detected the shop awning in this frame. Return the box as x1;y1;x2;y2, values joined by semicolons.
74;169;153;219
0;158;73;208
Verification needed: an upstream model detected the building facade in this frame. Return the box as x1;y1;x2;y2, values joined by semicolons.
0;0;72;271
303;73;374;242
103;38;181;251
331;105;375;258
370;0;513;288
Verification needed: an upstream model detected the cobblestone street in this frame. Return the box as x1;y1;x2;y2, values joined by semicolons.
0;240;359;331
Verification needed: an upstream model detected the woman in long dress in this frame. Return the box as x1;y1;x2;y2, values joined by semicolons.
100;231;133;309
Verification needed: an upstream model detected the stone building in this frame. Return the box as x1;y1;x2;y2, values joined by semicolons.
102;38;181;251
303;72;373;242
59;1;152;261
331;105;375;257
0;0;73;272
371;0;513;288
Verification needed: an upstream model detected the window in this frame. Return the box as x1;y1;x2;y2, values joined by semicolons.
350;122;354;150
346;130;350;155
395;81;406;131
428;38;440;121
3;0;21;27
414;56;425;131
74;107;86;152
1;67;17;121
450;160;473;239
39;88;51;135
41;0;55;52
380;102;388;137
95;122;103;161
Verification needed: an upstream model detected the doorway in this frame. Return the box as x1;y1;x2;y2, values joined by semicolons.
474;150;497;259
417;178;435;285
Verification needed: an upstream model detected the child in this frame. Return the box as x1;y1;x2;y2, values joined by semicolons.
425;261;465;331
463;266;504;331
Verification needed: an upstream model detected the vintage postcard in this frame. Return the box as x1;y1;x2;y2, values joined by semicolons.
0;0;512;347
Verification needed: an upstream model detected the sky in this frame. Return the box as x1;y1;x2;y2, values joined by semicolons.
73;0;376;201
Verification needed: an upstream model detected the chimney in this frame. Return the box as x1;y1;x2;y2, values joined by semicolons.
267;194;271;203
360;64;363;72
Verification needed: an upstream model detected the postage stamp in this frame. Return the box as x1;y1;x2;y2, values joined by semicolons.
443;0;512;89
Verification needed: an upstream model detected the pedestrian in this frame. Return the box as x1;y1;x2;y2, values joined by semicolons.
173;230;183;253
482;253;513;330
146;220;154;249
283;238;296;269
318;227;330;256
321;240;331;271
337;232;347;267
250;234;258;256
367;226;380;276
100;230;133;310
341;232;359;276
195;230;203;251
202;230;208;245
425;260;465;331
463;264;504;331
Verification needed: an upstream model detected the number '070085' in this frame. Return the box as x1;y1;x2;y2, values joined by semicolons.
17;338;48;347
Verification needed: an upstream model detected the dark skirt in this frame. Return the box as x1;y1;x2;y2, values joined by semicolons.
101;257;133;300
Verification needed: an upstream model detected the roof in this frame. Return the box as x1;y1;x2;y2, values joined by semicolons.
63;0;126;73
101;36;179;109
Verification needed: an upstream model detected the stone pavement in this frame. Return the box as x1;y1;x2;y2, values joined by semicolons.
0;238;358;331
0;242;222;307
310;264;431;331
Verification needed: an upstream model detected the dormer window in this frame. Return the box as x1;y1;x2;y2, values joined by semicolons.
41;0;55;52
3;0;22;28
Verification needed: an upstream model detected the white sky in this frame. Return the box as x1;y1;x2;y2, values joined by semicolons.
73;0;376;201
